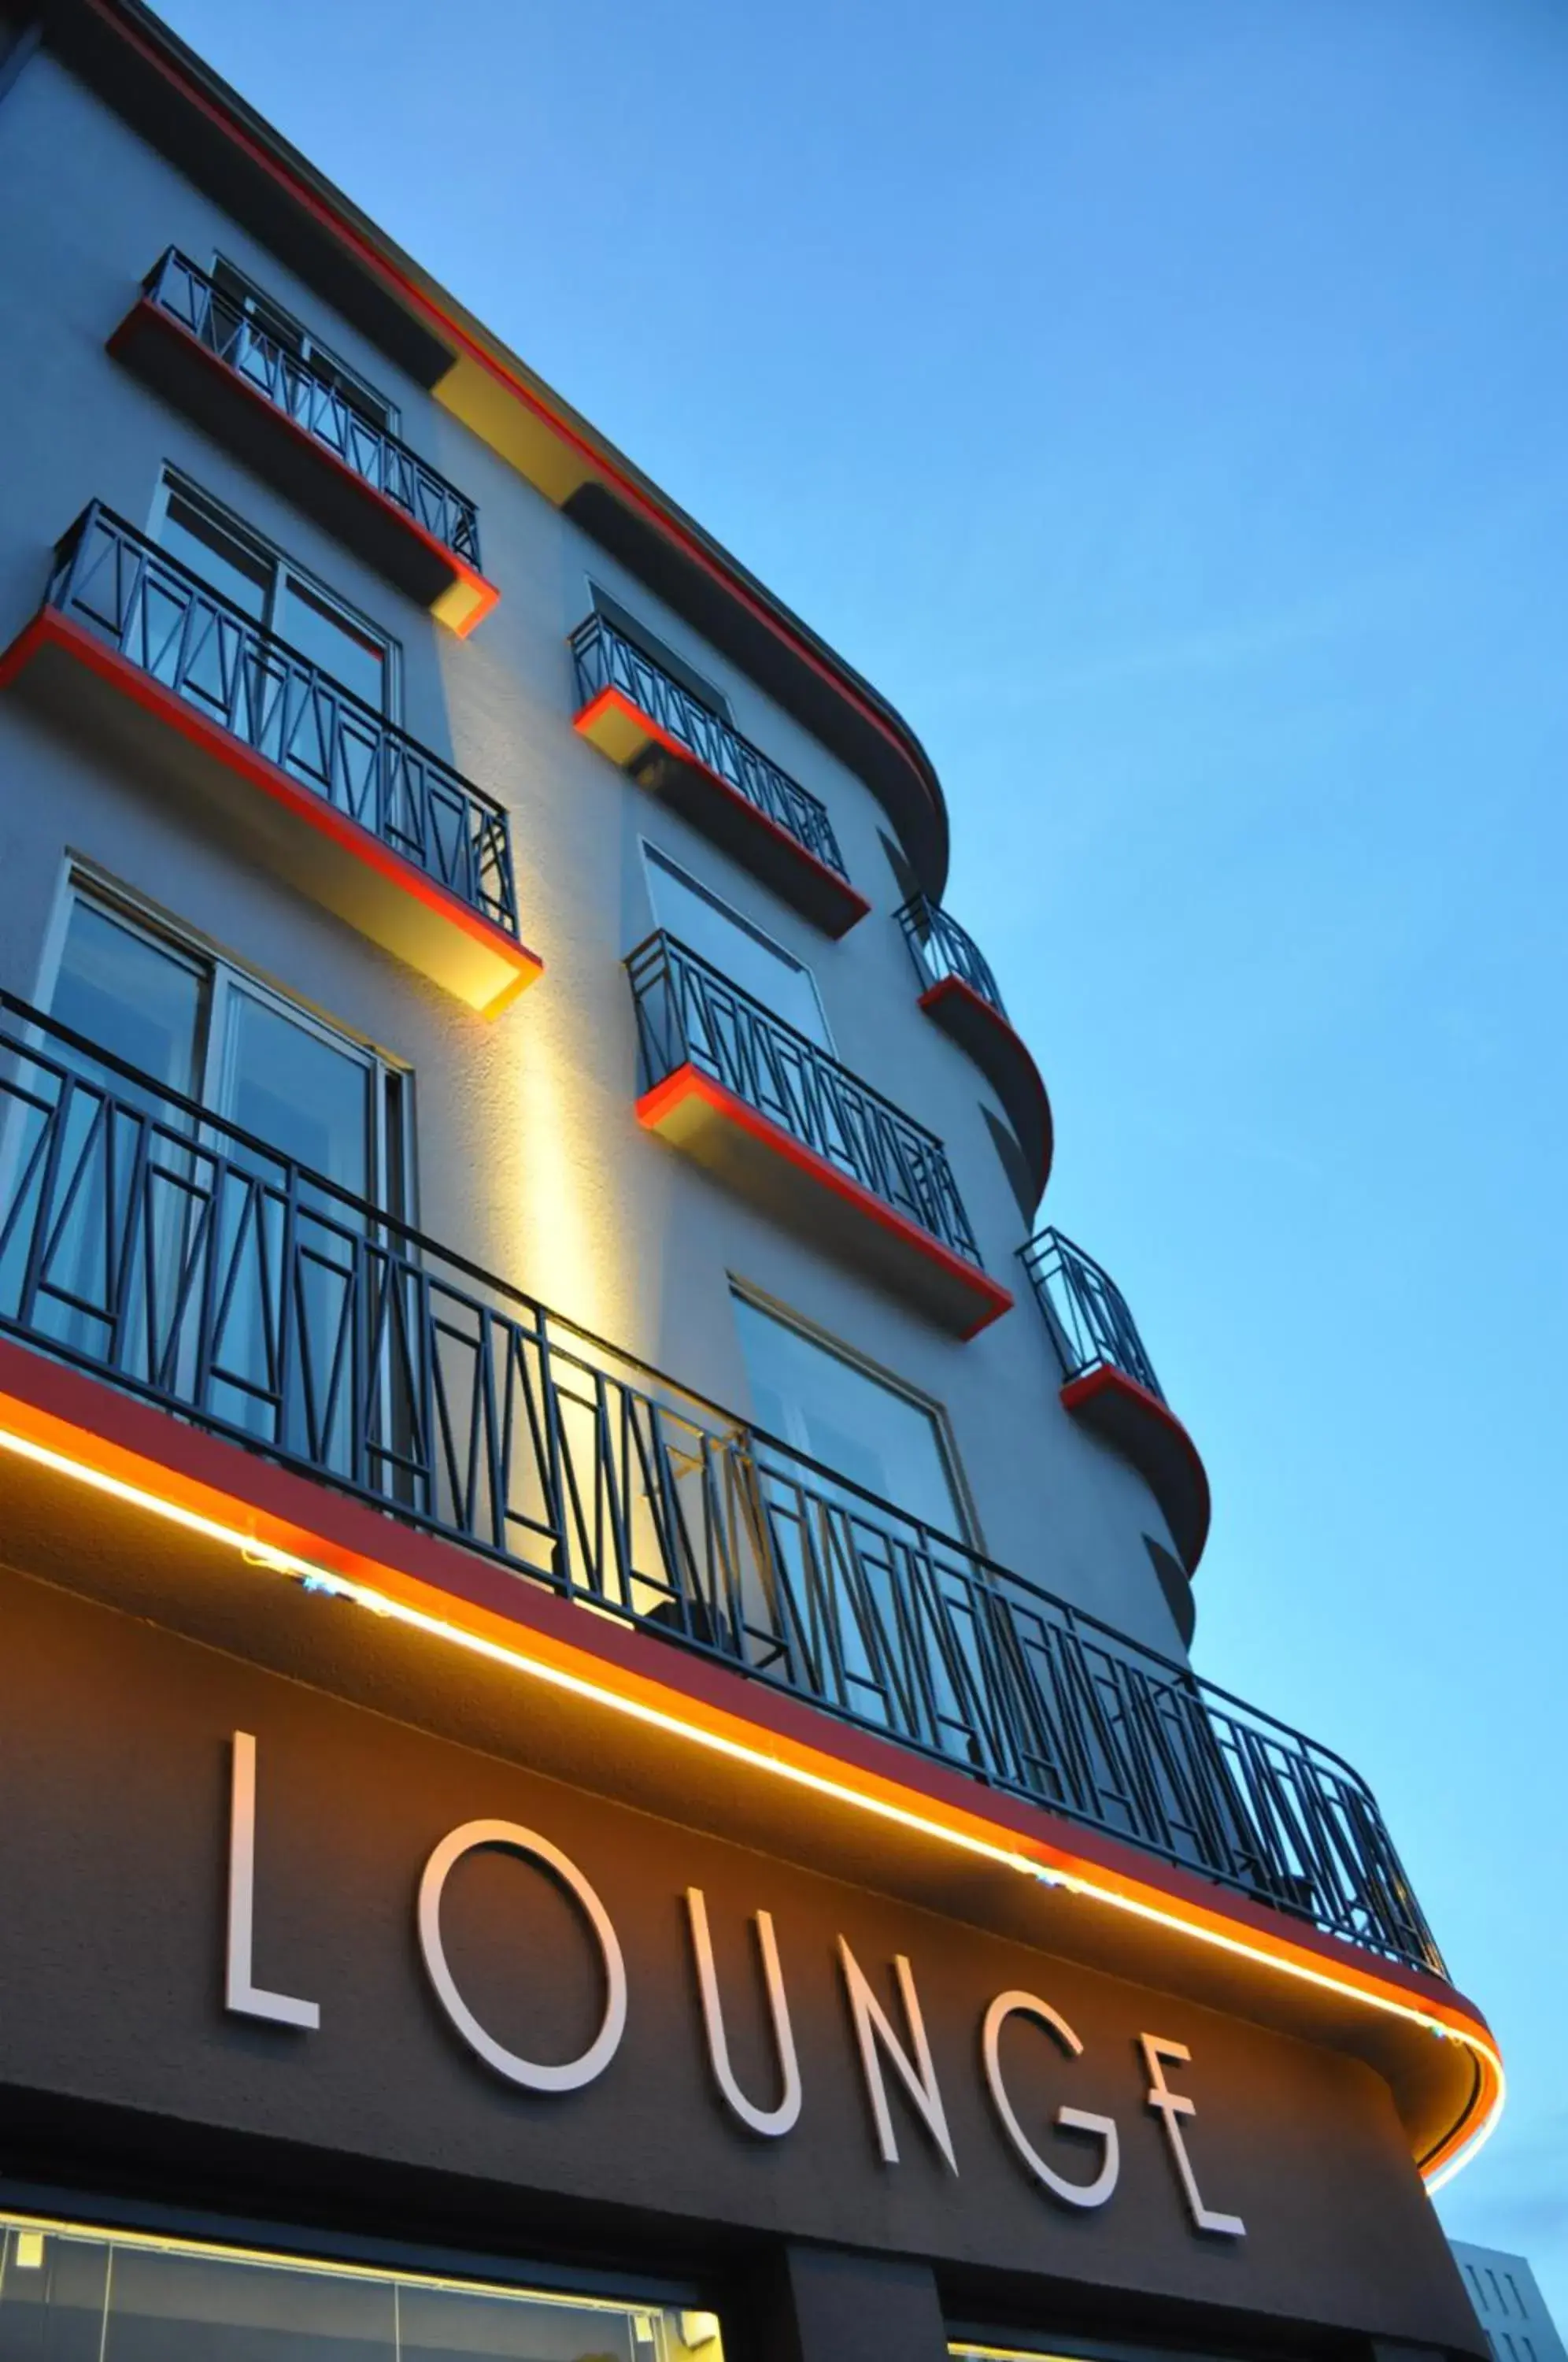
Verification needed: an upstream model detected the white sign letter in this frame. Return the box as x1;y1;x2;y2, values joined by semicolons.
1140;2034;1245;2237
418;1820;627;2093
981;1990;1119;2208
838;1938;957;2173
686;1888;801;2138
225;1731;320;2030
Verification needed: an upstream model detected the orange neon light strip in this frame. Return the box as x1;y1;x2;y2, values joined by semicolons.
0;1409;1501;2189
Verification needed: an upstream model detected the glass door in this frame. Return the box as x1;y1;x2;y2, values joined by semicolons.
731;1294;988;1757
22;884;407;1492
0;900;209;1387
203;974;382;1477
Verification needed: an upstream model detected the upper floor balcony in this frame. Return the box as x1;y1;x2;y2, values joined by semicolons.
572;612;870;938
899;893;1053;1206
1023;1226;1211;1572
0;984;1439;1986
109;250;498;635
627;929;1011;1337
0;504;538;1016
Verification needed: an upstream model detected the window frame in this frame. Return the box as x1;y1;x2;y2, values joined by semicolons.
148;468;401;721
210;252;401;434
641;842;833;1052
728;1279;980;1549
590;579;734;722
34;861;415;1227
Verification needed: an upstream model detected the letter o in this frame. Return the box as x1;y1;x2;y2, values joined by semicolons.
417;1820;627;2093
981;1990;1119;2208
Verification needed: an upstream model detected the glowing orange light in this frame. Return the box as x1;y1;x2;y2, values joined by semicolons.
0;1418;1503;2186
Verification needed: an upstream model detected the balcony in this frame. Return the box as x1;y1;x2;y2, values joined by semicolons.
109;250;498;636
571;612;869;938
1023;1227;1211;1572
899;894;1053;1205
0;986;1438;1979
0;505;539;1016
627;930;1011;1336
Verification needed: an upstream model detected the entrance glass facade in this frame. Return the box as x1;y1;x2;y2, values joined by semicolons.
0;2218;721;2362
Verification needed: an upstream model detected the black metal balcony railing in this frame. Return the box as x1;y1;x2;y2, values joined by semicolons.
627;931;986;1269
0;991;1441;1975
571;611;851;883
142;250;484;572
45;505;518;938
898;894;1008;1019
1023;1227;1164;1401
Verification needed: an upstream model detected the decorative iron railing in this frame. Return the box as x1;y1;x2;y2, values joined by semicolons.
571;611;851;883
898;894;1008;1019
44;505;518;937
627;930;985;1269
0;992;1441;1974
141;249;483;571
1023;1227;1165;1401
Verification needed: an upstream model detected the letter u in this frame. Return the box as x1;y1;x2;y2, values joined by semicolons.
686;1887;802;2138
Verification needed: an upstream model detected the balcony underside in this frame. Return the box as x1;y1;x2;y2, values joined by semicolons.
1061;1362;1212;1573
918;975;1054;1206
0;1331;1497;2189
575;685;870;938
109;297;499;638
0;609;540;1017
638;1061;1012;1338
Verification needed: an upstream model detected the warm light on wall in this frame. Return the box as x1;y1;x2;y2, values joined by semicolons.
431;638;654;1352
0;1417;1503;2188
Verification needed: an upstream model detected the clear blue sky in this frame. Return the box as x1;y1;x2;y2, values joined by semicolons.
157;0;1568;2309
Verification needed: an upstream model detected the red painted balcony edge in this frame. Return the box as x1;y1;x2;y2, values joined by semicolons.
0;609;542;1015
107;298;500;639
1060;1361;1212;1574
79;0;949;878
575;683;871;939
0;1327;1500;2182
638;1061;1013;1339
0;1327;1477;2030
917;972;1055;1200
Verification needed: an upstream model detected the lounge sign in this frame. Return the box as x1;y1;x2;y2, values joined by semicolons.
227;1731;1244;2241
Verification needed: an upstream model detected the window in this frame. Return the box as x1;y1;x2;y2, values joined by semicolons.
34;879;410;1465
645;847;830;1050
591;583;732;720
0;2213;706;2362
732;1290;968;1538
47;884;405;1213
733;1292;981;1758
152;474;394;716
211;255;398;433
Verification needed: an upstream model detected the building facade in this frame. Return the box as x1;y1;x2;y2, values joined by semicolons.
0;8;1502;2362
1452;2246;1568;2362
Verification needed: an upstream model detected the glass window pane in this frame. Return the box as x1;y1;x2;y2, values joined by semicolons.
0;2224;704;2362
157;491;270;621
733;1295;964;1535
0;2227;110;2362
102;2247;394;2362
275;579;386;713
646;855;828;1050
220;991;371;1201
398;2282;636;2362
50;901;204;1101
